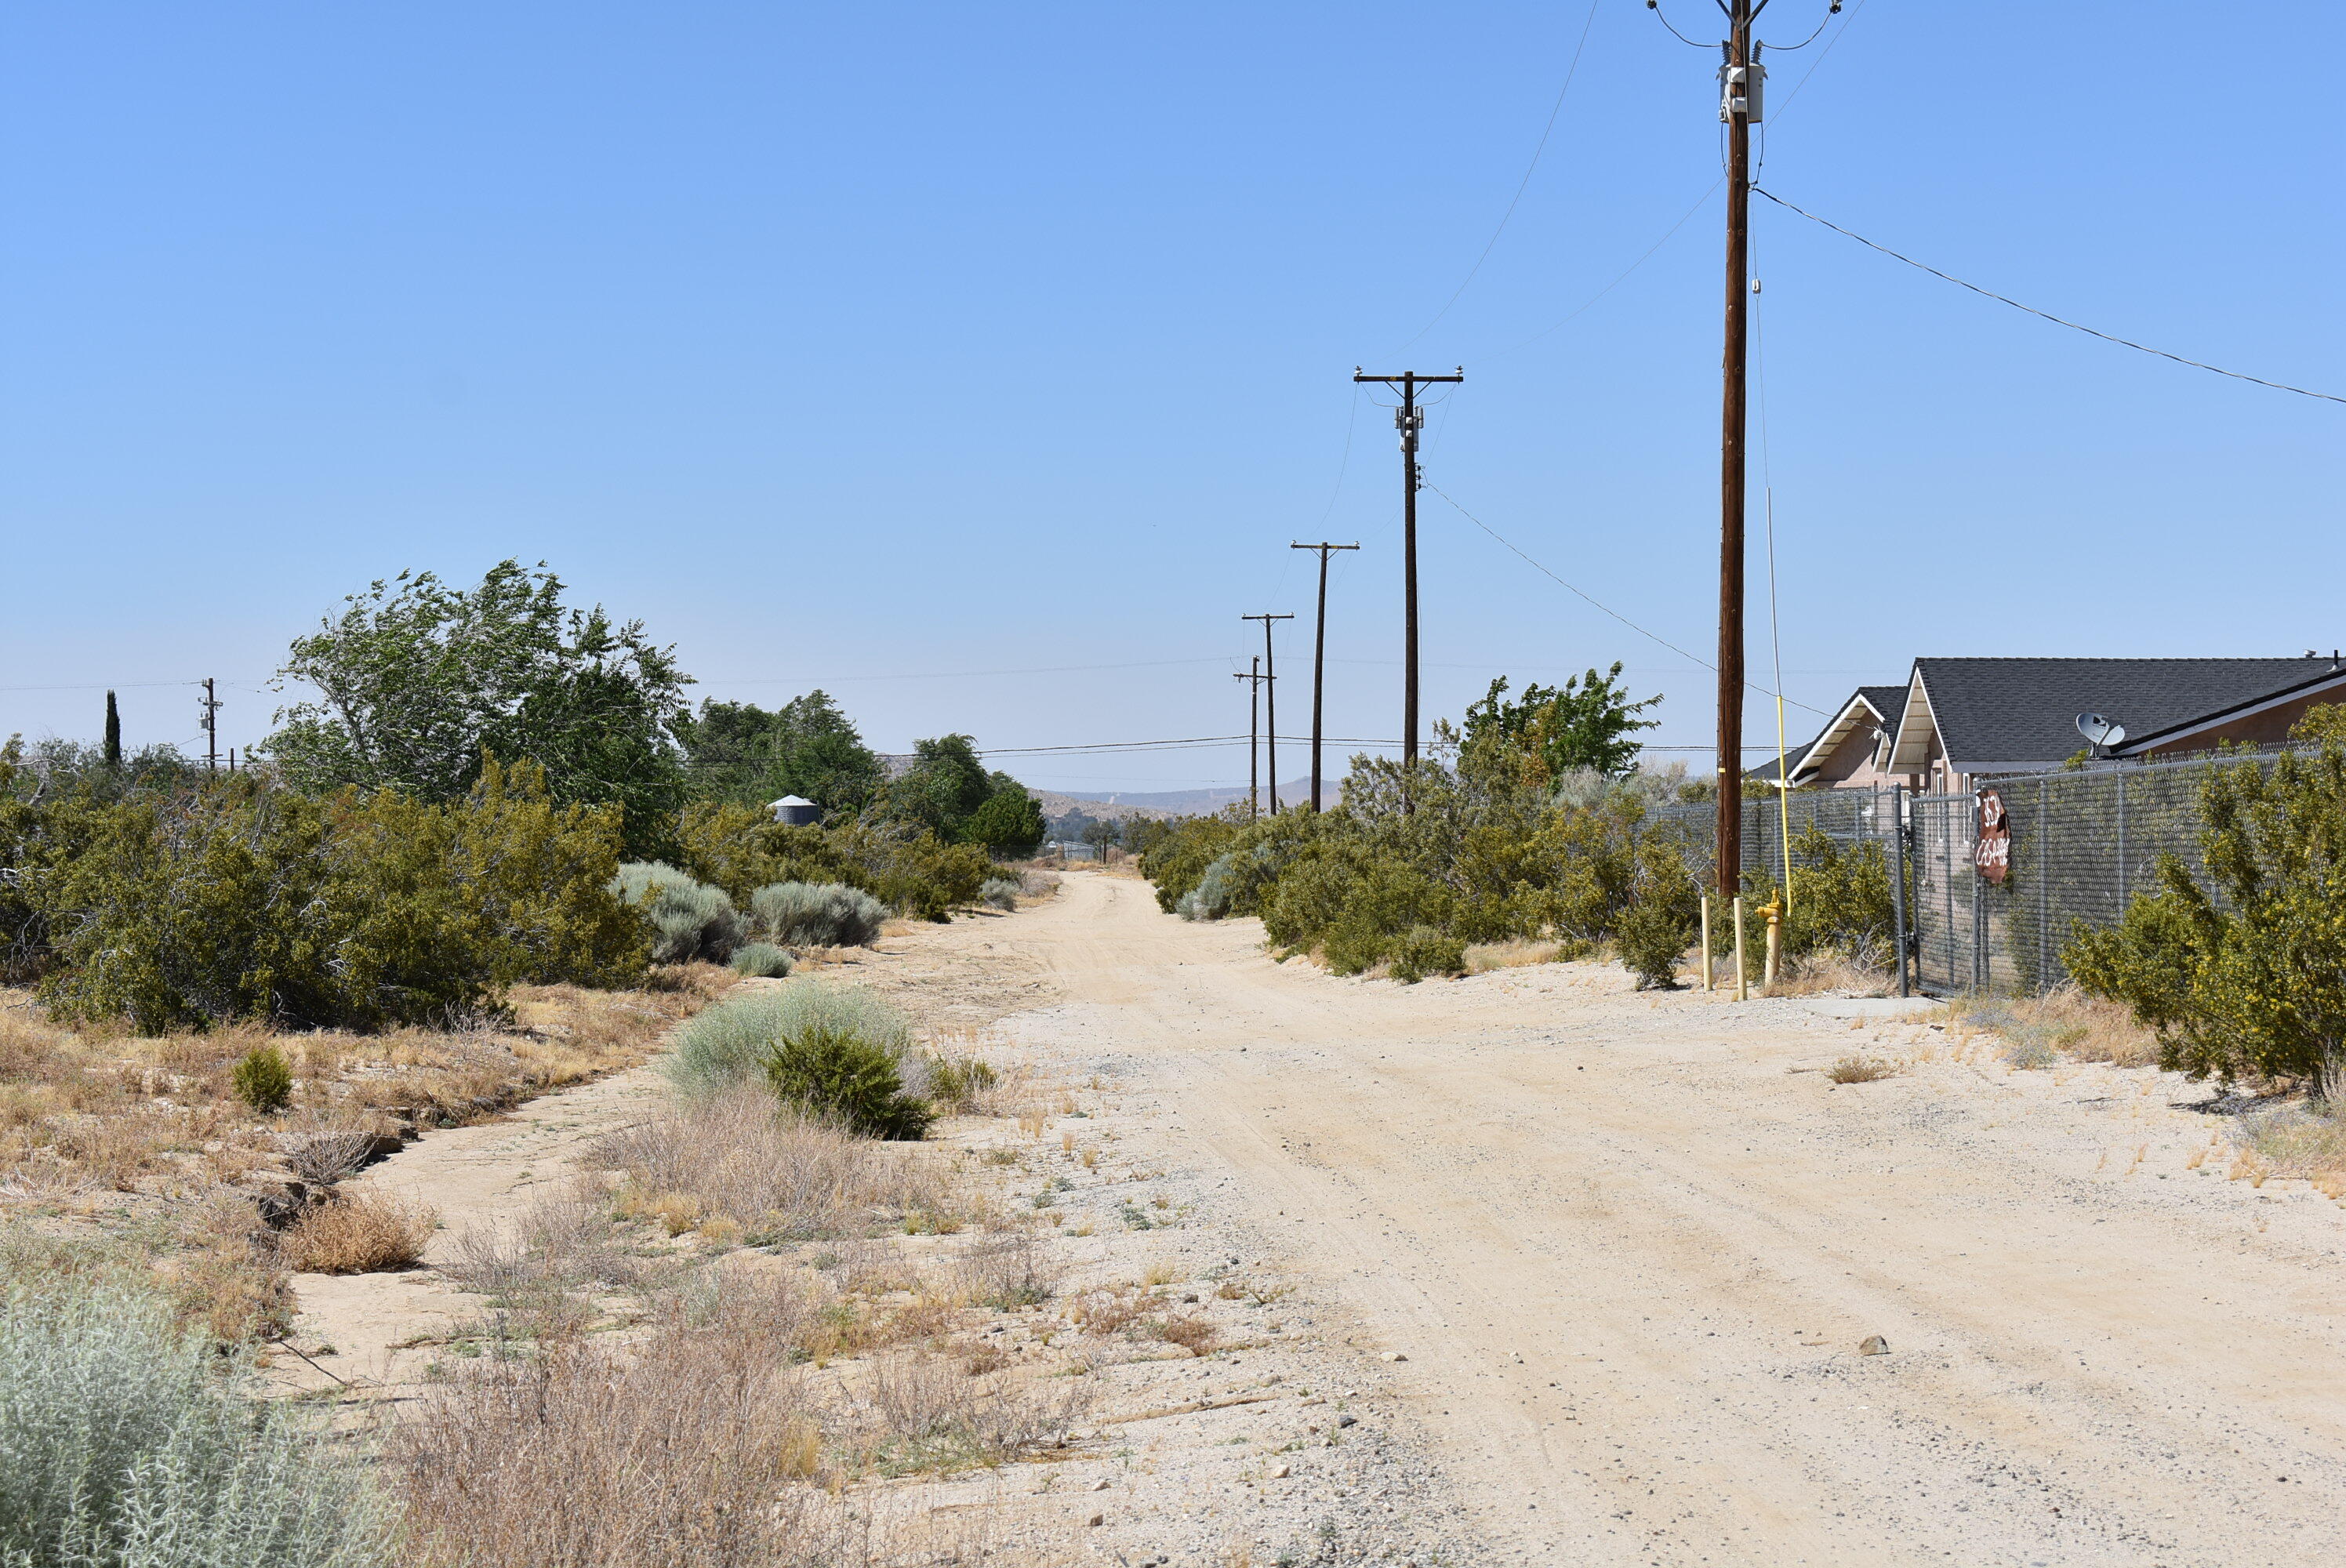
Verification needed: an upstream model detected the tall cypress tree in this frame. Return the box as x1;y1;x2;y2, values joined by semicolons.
104;690;122;768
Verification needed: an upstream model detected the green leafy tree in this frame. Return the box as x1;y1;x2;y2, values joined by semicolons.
673;690;883;814
882;735;995;838
261;561;689;856
1460;662;1661;784
961;784;1047;858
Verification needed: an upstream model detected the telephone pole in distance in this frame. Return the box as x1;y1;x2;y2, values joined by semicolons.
200;679;222;773
1352;368;1462;766
1242;613;1294;812
1233;658;1266;819
1289;542;1358;811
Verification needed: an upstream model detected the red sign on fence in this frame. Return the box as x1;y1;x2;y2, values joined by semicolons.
1974;787;2011;884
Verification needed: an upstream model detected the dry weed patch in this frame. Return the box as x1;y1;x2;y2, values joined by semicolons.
594;1089;974;1242
283;1190;438;1273
1951;986;2156;1069
1462;939;1560;975
1825;1055;1899;1085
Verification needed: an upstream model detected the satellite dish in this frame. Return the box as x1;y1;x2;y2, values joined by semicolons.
2076;713;2127;750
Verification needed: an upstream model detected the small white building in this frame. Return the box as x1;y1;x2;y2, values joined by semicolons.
769;794;819;826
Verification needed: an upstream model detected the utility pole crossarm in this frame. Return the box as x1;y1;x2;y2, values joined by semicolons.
1349;367;1463;771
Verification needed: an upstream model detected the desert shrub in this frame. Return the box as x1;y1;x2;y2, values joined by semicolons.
728;942;794;978
1826;1055;1898;1084
749;880;887;948
925;1052;999;1112
666;981;916;1100
1139;811;1247;914
1616;829;1701;989
2068;718;2346;1085
0;1281;391;1567
231;1045;294;1113
978;877;1019;912
1387;926;1465;984
612;862;744;964
282;1191;438;1274
1615;897;1693;989
764;1024;932;1141
678;804;986;923
28;759;644;1034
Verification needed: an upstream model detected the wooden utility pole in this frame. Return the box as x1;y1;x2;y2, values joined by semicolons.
1289;541;1359;811
1714;3;1760;901
1242;613;1294;812
1233;658;1265;818
1352;368;1462;764
200;678;221;773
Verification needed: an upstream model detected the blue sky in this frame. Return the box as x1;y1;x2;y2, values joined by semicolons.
3;2;2337;793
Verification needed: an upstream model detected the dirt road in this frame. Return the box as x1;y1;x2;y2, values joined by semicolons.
1011;871;2346;1566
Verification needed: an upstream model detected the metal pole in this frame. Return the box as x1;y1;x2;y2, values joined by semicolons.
1732;894;1748;1002
1714;2;1754;902
1701;893;1714;993
1890;785;1910;998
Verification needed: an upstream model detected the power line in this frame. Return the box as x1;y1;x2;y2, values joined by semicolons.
1389;0;1603;354
1753;186;2346;405
1489;176;1723;360
1422;481;1830;719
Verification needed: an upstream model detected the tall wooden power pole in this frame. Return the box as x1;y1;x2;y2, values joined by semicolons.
1714;2;1760;901
1352;368;1462;765
1290;541;1359;811
200;678;222;773
1233;658;1266;818
1243;613;1294;812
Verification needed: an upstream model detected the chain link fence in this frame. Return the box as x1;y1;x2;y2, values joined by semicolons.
1646;750;2282;997
1912;754;2249;996
1647;785;1902;889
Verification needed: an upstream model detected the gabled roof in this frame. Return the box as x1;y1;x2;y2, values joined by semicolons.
1891;657;2341;773
2115;662;2346;754
1778;684;1905;785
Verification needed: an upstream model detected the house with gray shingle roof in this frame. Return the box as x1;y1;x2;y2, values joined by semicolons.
1768;656;2346;795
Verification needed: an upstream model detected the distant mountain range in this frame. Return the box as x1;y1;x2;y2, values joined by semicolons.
1033;781;1330;822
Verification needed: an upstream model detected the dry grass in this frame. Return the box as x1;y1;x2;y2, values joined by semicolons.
1950;985;2158;1069
1462;939;1561;976
0;973;731;1223
2229;1103;2346;1193
1146;1311;1218;1356
1771;949;1896;997
282;1189;438;1273
850;1345;1093;1475
593;1087;977;1242
1825;1054;1900;1085
393;1271;855;1568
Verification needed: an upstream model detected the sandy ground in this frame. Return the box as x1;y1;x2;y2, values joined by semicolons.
292;870;2346;1566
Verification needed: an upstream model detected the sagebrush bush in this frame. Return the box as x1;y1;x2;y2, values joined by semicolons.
978;877;1019;912
612;862;744;964
678;804;991;922
0;1282;391;1567
230;1045;294;1113
764;1024;933;1140
665;981;916;1100
728;941;794;978
1387;925;1465;984
750;880;887;949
